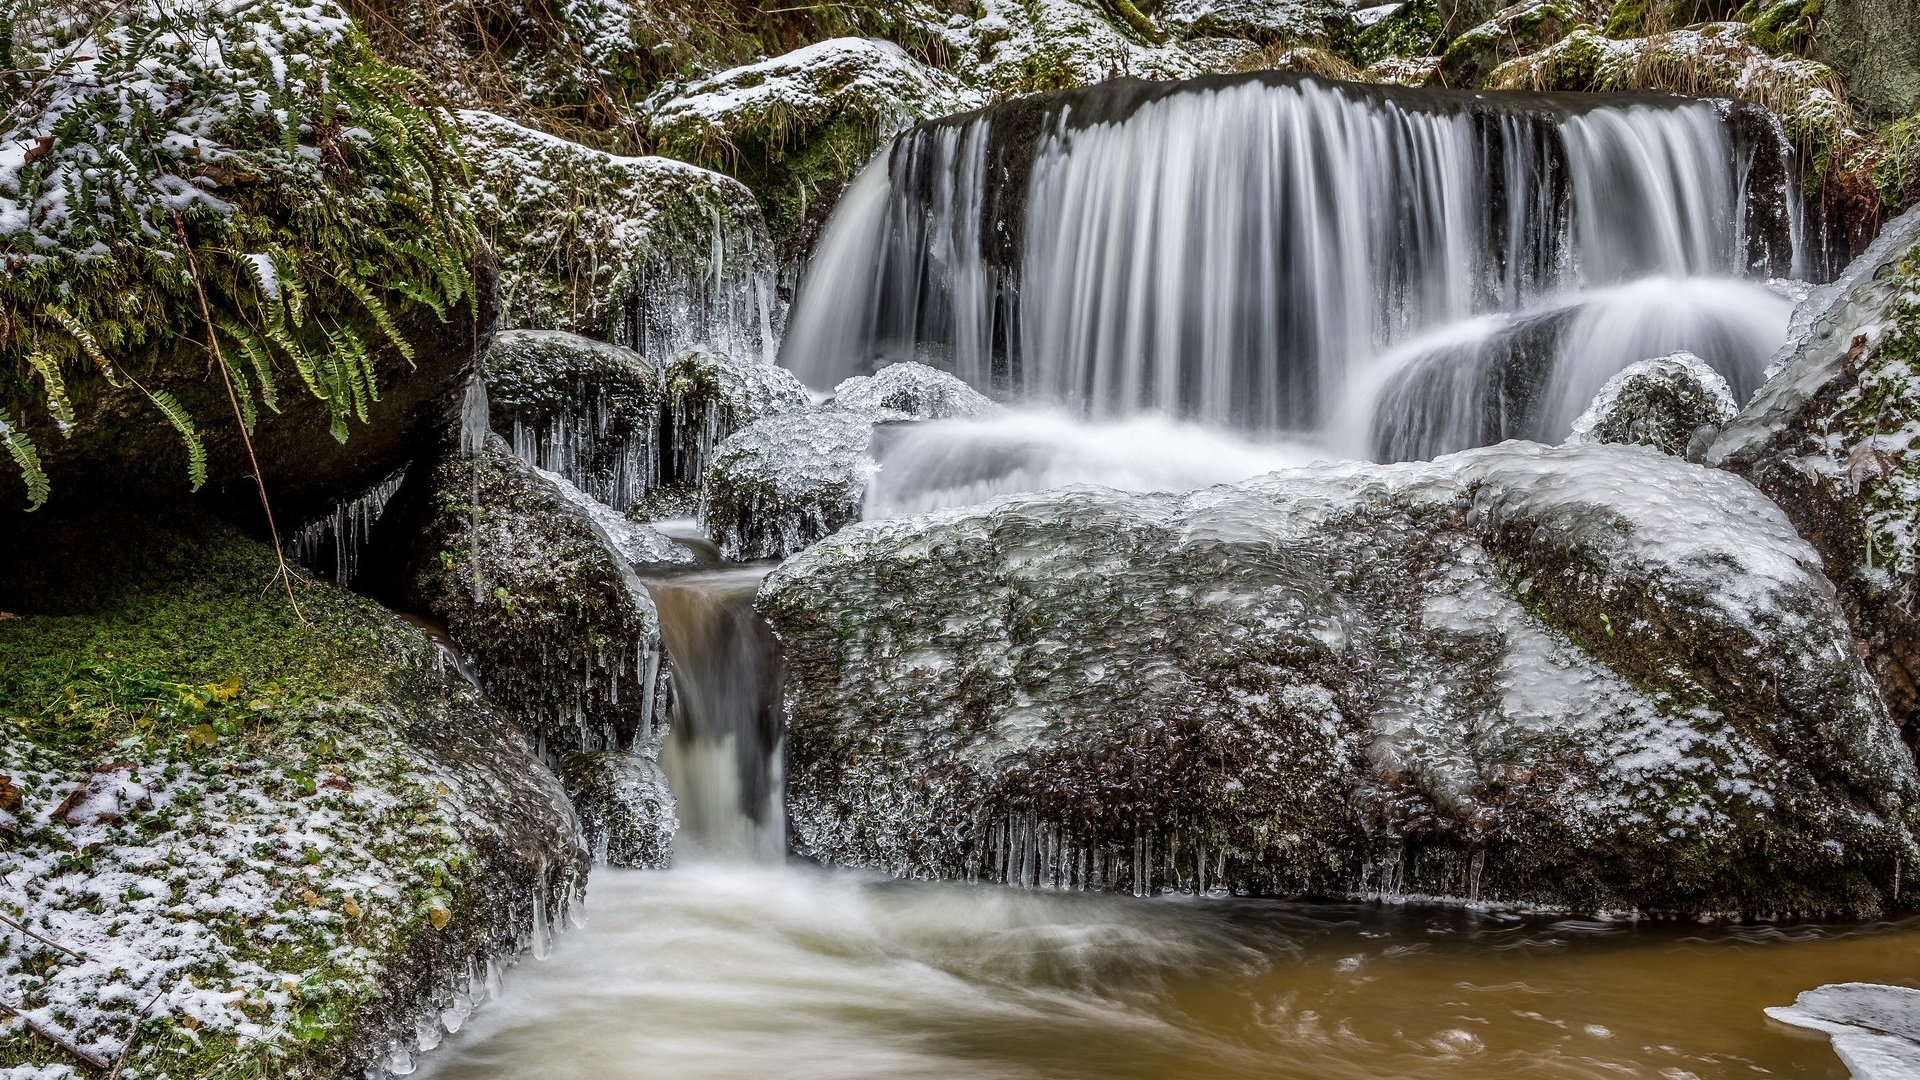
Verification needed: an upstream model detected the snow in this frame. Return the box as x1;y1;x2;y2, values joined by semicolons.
1767;984;1920;1080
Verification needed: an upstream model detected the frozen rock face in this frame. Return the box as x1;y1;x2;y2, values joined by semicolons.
1711;204;1920;742
485;330;665;512
830;361;998;420
400;434;671;759
664;347;814;493
1568;351;1738;458
649;39;985;253
700;409;883;561
761;442;1919;912
560;751;677;868
458;110;778;360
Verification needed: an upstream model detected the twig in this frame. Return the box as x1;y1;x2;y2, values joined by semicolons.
106;986;167;1077
0;998;112;1071
0;910;88;961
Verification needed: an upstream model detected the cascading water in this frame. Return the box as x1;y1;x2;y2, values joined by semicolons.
646;559;786;862
781;74;1804;453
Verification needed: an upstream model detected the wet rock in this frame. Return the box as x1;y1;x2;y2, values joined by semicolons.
830;362;998;420
701;408;883;561
399;434;670;759
663;347;814;494
1709;203;1920;745
1567;351;1738;458
560;751;677;868
648;39;984;253
1437;0;1581;89
761;442;1919;913
485;330;665;511
457;110;778;360
1766;983;1920;1077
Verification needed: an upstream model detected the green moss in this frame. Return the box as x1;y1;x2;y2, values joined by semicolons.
1352;0;1442;66
1872;113;1920;210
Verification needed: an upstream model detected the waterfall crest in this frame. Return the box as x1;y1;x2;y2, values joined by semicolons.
780;74;1803;450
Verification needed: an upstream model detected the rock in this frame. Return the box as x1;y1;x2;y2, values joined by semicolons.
648;38;985;254
1567;351;1738;458
830;361;999;419
701;408;883;561
1814;0;1920;123
1766;984;1920;1078
1160;0;1353;46
484;330;665;512
1436;0;1581;89
1709;203;1920;744
1354;0;1442;64
663;347;815;494
457;110;779;362
536;467;694;566
0;514;584;1077
560;751;677;868
760;441;1919;912
396;433;670;758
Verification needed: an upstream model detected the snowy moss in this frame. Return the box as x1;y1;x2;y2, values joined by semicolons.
699;408;883;561
1437;0;1582;88
483;330;665;512
0;517;581;1078
1567;351;1739;457
1353;0;1442;65
1160;0;1355;47
762;442;1918;913
647;38;984;252
457;111;777;359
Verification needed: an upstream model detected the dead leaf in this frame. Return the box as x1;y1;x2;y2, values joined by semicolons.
0;775;21;814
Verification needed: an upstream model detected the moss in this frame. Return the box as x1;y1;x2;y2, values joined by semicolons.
0;513;579;1078
1871;113;1920;211
1351;0;1443;66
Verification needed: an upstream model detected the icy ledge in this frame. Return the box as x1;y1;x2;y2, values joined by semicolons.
1767;984;1920;1079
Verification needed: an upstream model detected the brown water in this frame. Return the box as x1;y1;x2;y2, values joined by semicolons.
415;863;1917;1080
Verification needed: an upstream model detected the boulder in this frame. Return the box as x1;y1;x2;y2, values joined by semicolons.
394;433;671;758
1709;203;1920;742
700;408;883;561
1813;0;1920;123
0;515;584;1077
536;467;694;566
484;330;665;511
830;361;999;419
560;751;677;867
457;110;778;361
663;347;815;492
648;39;985;253
760;441;1919;913
1567;351;1739;458
1436;0;1582;89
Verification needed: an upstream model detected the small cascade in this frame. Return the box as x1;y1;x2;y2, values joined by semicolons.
289;466;409;586
780;74;1806;452
647;566;785;861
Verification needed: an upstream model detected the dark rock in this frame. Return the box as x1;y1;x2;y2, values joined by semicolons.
484;330;665;512
761;442;1919;913
561;751;677;868
1709;203;1920;745
1567;350;1738;457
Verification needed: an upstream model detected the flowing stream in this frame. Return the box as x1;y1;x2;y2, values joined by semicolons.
419;74;1917;1079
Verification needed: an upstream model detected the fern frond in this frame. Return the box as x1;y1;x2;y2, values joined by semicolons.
221;320;281;412
27;349;75;430
46;305;116;384
343;275;414;366
148;389;207;490
0;412;50;510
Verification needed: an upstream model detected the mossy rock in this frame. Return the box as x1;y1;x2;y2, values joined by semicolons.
0;514;583;1078
763;442;1918;912
662;347;814;492
458;110;778;363
1437;0;1582;87
484;330;666;512
648;39;983;257
394;433;670;760
1352;0;1443;65
1813;0;1920;122
1566;350;1738;457
699;408;882;561
560;751;677;868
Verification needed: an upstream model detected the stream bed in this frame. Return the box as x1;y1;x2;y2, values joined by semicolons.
417;864;1918;1080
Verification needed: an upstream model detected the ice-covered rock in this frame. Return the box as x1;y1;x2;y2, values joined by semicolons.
1567;351;1738;459
560;751;677;868
1710;203;1920;738
458;110;778;359
761;441;1919;911
486;330;665;511
663;348;814;493
648;38;985;252
701;409;883;561
535;467;694;566
1767;983;1920;1078
830;361;999;420
399;434;671;759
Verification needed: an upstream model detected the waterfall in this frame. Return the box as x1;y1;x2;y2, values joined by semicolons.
649;566;786;862
780;74;1803;451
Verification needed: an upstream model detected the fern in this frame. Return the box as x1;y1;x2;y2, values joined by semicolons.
147;390;206;491
0;411;49;510
343;275;414;366
221;320;282;413
26;349;73;429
